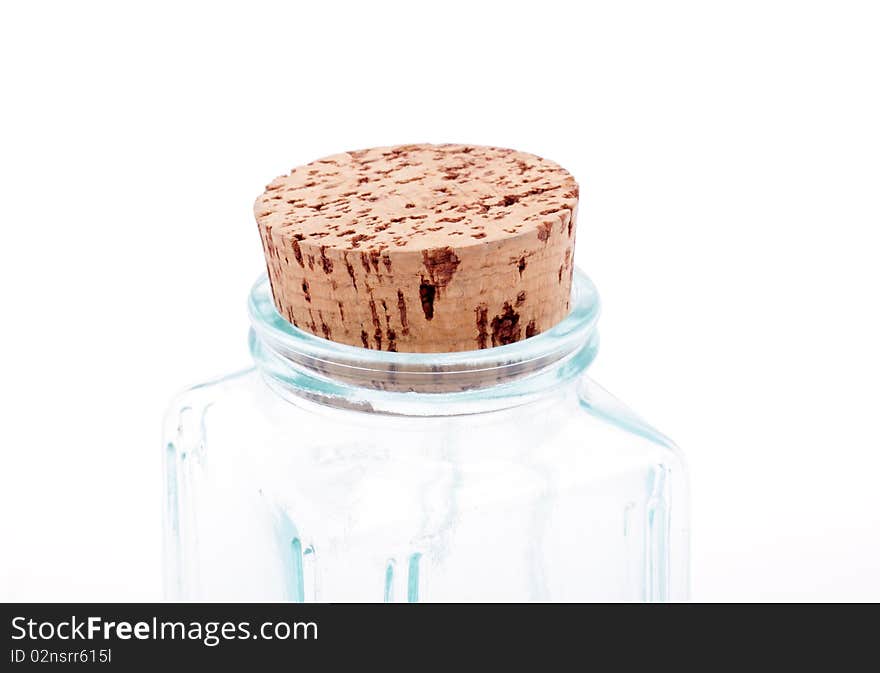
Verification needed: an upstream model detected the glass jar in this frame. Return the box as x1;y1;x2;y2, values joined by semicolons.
163;269;689;601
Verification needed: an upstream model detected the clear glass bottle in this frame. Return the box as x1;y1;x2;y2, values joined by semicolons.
163;269;689;602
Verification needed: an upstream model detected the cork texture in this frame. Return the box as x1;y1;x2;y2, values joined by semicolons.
254;143;579;353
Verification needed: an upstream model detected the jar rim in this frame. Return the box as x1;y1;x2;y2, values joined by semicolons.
248;268;600;374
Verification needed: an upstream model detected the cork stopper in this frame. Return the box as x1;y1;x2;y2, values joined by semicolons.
254;144;579;353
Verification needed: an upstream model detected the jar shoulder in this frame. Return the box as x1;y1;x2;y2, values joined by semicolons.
574;375;684;462
500;374;687;474
164;369;682;469
162;368;264;449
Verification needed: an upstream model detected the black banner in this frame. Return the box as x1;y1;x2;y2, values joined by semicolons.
1;603;874;669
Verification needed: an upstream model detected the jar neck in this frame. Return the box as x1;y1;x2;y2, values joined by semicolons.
247;269;600;416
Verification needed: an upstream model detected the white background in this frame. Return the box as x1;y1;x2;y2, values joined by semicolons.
1;1;878;602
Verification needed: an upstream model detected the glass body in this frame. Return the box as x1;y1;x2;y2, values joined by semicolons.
163;270;689;601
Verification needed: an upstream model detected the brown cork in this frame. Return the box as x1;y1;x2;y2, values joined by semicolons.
254;143;579;353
